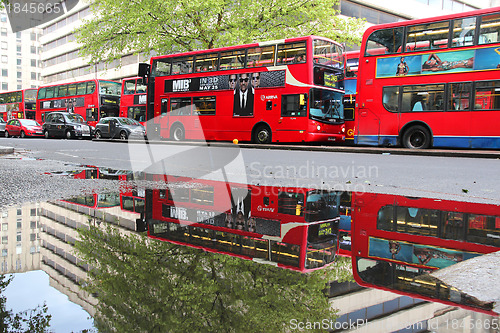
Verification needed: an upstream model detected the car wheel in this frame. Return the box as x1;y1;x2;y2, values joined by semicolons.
65;130;73;140
4;131;9;138
119;131;128;141
44;130;50;139
20;131;26;138
402;125;431;149
95;130;102;140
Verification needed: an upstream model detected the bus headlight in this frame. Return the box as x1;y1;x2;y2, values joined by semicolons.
316;125;321;131
342;126;345;133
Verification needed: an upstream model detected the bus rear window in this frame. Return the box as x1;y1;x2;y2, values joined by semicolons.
313;40;343;68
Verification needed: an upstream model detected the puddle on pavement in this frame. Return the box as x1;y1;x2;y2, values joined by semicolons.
1;167;499;332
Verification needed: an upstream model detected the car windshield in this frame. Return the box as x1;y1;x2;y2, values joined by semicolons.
19;119;40;126
65;114;85;123
117;118;140;126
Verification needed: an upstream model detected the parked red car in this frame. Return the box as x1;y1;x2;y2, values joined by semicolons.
5;119;43;138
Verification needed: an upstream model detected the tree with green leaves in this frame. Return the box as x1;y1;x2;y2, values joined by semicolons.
75;223;351;332
75;0;365;64
0;275;51;333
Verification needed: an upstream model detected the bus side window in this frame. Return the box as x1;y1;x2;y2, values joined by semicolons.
479;13;500;45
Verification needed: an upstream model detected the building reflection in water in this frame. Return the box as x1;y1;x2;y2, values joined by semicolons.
0;204;41;274
2;169;498;332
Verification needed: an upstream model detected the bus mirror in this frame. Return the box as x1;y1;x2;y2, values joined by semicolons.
300;94;308;106
138;63;150;81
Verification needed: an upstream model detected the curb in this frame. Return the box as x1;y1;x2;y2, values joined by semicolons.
103;138;500;159
0;146;14;155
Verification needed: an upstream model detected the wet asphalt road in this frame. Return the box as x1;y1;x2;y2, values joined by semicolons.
1;137;500;207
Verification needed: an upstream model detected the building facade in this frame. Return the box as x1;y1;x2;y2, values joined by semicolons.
0;10;43;92
3;0;500;89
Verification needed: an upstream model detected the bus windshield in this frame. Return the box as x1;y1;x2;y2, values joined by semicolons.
309;89;344;122
24;89;37;102
313;39;344;69
304;190;339;222
99;81;121;96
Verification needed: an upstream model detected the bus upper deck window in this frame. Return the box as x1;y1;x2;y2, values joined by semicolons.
365;28;403;56
479;13;500;45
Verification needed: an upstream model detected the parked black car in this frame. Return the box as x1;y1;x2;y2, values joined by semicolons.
94;117;146;140
42;112;92;139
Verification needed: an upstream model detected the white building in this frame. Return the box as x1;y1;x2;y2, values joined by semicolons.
0;10;43;92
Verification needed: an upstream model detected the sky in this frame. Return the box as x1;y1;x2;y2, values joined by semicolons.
3;270;95;333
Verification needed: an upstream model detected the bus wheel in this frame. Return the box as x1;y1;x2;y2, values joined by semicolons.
65;130;73;140
119;131;128;141
171;125;185;141
95;130;102;140
20;131;26;138
254;125;272;144
402;125;431;149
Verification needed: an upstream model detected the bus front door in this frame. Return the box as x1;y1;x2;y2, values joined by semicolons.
159;98;170;139
356;107;381;145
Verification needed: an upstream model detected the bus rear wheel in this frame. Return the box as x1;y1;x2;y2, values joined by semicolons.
253;125;272;144
171;125;185;141
402;125;431;149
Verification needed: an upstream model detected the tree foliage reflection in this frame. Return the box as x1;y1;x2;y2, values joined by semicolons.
75;224;351;332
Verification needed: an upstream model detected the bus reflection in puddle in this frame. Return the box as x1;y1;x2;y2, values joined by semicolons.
46;167;499;314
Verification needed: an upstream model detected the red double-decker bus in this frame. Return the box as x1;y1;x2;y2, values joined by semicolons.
56;167;137;209
351;192;500;314
355;7;500;149
0;89;37;121
139;35;346;143
36;79;121;126
120;77;147;123
146;175;341;272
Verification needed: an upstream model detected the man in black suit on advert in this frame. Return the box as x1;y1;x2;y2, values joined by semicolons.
233;73;254;117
